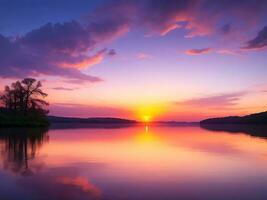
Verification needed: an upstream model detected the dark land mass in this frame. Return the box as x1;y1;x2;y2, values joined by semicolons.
0;108;49;127
200;111;267;125
48;116;136;123
200;111;267;138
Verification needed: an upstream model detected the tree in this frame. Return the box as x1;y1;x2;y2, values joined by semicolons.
0;78;49;126
0;78;49;114
21;78;48;114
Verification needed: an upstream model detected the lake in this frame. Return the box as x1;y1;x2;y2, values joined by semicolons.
1;124;267;200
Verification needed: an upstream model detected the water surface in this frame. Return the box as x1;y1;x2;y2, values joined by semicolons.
1;124;267;200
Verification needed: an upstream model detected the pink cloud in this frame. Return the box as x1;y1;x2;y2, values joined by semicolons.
137;53;152;60
185;48;212;55
184;20;214;38
160;24;181;36
99;0;267;38
59;50;105;69
217;49;241;56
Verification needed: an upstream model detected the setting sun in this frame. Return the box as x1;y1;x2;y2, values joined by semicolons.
136;104;166;122
143;115;151;122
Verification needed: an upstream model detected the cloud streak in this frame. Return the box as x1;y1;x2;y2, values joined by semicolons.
217;49;241;56
185;48;212;55
177;91;247;109
137;53;152;60
52;87;78;91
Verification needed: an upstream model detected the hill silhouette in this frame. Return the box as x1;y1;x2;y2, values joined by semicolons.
48;116;136;124
200;111;267;124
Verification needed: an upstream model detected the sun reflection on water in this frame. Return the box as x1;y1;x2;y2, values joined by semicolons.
145;125;149;133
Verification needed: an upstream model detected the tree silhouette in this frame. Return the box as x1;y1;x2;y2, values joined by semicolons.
0;78;48;114
0;78;49;126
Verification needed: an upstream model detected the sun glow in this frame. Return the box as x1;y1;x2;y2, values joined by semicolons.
143;115;151;122
136;103;166;122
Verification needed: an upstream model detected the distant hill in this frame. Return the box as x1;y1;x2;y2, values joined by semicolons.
48;116;137;124
200;111;267;124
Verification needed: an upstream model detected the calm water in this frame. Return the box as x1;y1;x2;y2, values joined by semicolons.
1;124;267;200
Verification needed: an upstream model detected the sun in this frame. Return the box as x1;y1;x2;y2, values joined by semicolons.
143;115;151;122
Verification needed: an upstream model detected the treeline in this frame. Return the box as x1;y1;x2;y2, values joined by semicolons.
0;78;49;126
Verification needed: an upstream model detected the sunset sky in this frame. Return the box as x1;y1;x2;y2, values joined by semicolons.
0;0;267;121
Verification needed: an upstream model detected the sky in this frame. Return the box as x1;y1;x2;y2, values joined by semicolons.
0;0;267;121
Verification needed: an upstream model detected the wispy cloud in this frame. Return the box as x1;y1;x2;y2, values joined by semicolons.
185;48;212;55
242;26;267;50
137;53;152;60
52;87;78;91
176;91;247;109
217;49;241;56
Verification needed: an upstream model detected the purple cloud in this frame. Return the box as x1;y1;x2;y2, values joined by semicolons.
108;49;116;56
136;0;194;35
0;34;102;82
217;49;241;56
21;22;91;53
137;52;152;59
0;15;129;82
101;0;267;37
242;26;267;50
177;91;247;109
